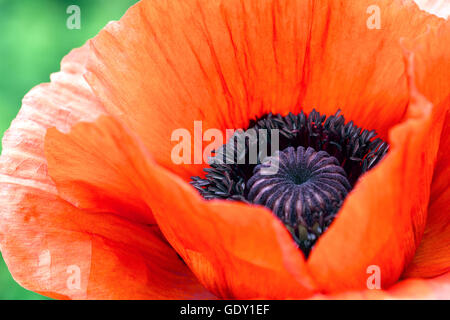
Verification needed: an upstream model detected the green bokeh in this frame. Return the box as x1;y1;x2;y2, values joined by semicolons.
0;0;138;300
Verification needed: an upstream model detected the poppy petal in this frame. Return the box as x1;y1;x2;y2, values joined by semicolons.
0;44;102;298
142;166;317;299
1;190;211;299
85;0;310;180
0;44;105;193
385;271;450;300
44;119;214;299
297;0;446;140
45;112;155;225
307;49;448;293
0;44;104;297
312;271;450;299
400;23;450;279
84;0;449;295
0;46;210;299
46;116;316;299
403;113;450;278
85;0;446;183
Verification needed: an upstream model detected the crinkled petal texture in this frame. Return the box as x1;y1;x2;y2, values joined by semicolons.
1;0;450;299
312;272;450;299
0;45;212;299
404;112;450;279
82;0;449;298
45;116;317;299
401;22;450;281
86;0;447;180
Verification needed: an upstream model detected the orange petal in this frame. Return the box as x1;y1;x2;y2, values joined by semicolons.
385;272;450;299
403;112;450;278
312;271;450;299
85;0;446;183
0;44;105;193
1;190;210;299
0;46;209;299
400;22;450;279
47;116;317;299
143;166;317;299
0;44;101;298
307;48;448;293
44;119;214;299
298;0;445;140
85;0;310;180
83;0;449;295
45;113;155;225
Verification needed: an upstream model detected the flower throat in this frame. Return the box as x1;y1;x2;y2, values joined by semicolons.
190;110;389;257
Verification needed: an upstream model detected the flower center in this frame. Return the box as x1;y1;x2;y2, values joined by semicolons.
190;110;389;257
247;146;351;254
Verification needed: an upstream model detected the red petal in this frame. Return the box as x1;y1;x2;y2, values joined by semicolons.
47;116;317;299
0;46;210;299
402;22;450;279
143;167;317;299
83;0;448;295
307;49;448;293
1;191;211;299
403;112;450;279
85;0;446;183
312;272;450;299
45;113;155;225
44;118;214;299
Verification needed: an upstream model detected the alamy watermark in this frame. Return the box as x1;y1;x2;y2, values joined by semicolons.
366;265;381;290
366;5;381;30
171;121;281;175
66;5;81;30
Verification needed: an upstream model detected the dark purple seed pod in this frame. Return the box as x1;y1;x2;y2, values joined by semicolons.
246;146;351;256
190;110;389;257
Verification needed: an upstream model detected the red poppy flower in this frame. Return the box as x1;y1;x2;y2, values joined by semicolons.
0;0;449;299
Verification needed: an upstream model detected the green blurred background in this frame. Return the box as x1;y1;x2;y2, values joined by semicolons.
0;0;138;300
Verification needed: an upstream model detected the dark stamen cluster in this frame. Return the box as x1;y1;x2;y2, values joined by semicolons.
190;109;389;256
247;146;351;253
